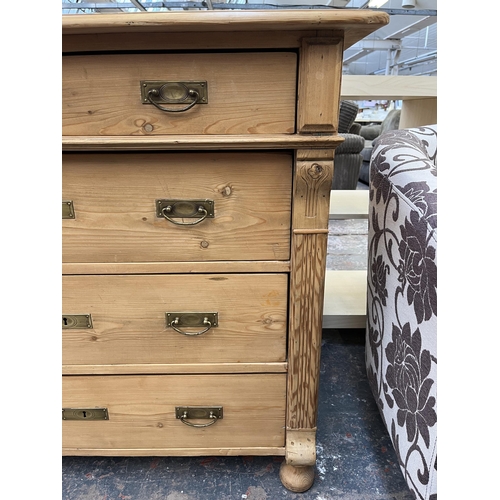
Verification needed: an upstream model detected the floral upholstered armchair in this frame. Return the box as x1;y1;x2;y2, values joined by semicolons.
366;125;437;500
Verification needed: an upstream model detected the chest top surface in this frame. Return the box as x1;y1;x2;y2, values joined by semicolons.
62;9;389;49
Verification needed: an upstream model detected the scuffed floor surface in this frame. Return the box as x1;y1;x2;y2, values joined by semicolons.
62;330;414;500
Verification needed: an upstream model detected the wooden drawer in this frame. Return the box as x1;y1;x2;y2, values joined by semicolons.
62;152;292;263
62;374;286;453
62;273;287;368
62;52;297;136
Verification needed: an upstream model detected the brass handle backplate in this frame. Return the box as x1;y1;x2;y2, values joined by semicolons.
175;406;223;428
166;312;218;336
141;81;208;113
156;199;214;226
62;201;75;219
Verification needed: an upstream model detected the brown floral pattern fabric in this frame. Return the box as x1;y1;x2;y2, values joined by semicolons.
366;125;437;499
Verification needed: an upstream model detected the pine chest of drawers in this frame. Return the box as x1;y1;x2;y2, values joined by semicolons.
62;9;388;492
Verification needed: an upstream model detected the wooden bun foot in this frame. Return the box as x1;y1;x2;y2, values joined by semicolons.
279;462;315;492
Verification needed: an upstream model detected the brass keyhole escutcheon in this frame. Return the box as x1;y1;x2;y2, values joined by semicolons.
62;316;76;328
62;408;109;420
62;314;93;329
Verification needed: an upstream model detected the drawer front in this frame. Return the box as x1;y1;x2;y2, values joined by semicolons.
62;52;297;136
62;374;286;450
62;152;292;263
62;274;287;366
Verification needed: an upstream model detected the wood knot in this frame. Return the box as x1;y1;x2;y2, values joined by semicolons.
219;185;233;197
307;163;324;179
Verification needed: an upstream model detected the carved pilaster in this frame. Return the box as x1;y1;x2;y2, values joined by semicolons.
287;151;333;436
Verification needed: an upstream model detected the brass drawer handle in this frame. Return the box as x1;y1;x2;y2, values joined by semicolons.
162;204;207;226
179;410;217;428
166;312;218;336
171;316;211;336
156;199;214;226
141;81;208;113
171;316;212;336
148;88;200;113
176;406;223;428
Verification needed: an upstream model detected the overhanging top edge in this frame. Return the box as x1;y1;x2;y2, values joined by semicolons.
62;10;389;38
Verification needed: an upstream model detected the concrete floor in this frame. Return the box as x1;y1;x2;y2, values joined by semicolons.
62;183;414;499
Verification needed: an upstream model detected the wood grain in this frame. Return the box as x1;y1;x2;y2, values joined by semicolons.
62;260;291;275
62;152;292;263
297;38;343;134
63;362;287;376
287;154;332;430
341;75;437;100
279;463;315;493
62;374;286;450
62;52;296;136
59;10;390;472
63;446;285;457
62;134;343;151
63;274;287;366
287;232;328;429
292;153;334;230
400;98;437;129
62;10;390;50
285;429;317;466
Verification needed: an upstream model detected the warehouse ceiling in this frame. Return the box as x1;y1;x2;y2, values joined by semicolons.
61;0;437;77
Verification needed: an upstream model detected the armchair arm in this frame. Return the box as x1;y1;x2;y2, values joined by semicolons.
366;124;437;500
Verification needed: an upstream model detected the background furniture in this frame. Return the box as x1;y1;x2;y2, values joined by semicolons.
340;74;437;187
340;75;437;130
61;9;389;493
323;190;369;329
359;108;401;142
358;109;401;185
332;100;366;190
366;125;437;500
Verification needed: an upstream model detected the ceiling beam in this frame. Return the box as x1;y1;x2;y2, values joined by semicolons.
385;15;436;37
372;49;436;74
130;0;147;10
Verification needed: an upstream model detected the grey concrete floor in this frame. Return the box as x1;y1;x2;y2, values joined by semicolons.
62;183;414;499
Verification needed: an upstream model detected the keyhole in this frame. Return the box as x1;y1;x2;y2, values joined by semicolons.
63;317;68;326
82;411;87;418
